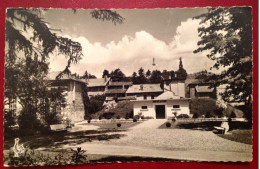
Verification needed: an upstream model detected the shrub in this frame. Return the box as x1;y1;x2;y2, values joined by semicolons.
116;115;120;119
125;113;130;119
87;119;91;123
103;112;114;119
177;114;190;118
205;112;213;118
166;122;171;128
172;117;177;122
134;115;140;120
117;123;121;127
192;113;199;118
133;118;137;122
141;115;144;120
143;116;154;119
98;115;102;120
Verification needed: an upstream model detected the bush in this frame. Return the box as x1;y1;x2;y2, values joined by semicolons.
177;114;190;118
192;113;199;118
205;112;213;118
133;118;137;122
133;115;140;120
166;122;171;128
116;115;120;119
141;115;144;120
87;119;91;123
98;115;102;120
5;146;88;166
117;123;121;127
143;116;154;119
125;113;130;119
103;112;115;119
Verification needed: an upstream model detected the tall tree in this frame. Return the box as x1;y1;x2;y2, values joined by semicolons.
150;70;162;84
146;69;151;78
175;57;187;79
110;68;125;81
5;8;124;131
102;69;110;78
194;7;252;121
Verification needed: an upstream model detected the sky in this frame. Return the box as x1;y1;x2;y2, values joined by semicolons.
43;8;216;78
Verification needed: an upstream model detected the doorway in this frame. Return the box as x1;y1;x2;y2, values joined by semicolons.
155;105;166;119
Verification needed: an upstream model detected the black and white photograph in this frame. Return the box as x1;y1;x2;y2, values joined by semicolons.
4;7;252;166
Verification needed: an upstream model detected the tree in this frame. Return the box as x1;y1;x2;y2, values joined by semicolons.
132;72;138;84
146;69;151;78
194;7;252;122
110;68;125;81
5;8;124;132
102;69;110;78
135;67;148;84
150;70;162;84
175;57;187;79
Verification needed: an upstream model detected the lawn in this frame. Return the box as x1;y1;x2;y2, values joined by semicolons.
158;121;252;145
217;129;252;145
4;129;126;150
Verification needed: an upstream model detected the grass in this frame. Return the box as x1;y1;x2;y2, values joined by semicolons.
217;129;252;145
159;121;252;145
4;129;126;150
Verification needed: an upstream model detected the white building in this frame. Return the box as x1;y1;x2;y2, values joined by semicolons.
132;91;190;119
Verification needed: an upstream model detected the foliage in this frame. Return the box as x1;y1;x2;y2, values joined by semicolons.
192;113;199;118
205;111;214;118
194;7;252;121
110;68;126;81
150;70;162;84
5;146;88;166
5;8;124;133
175;58;187;80
135;67;149;84
176;114;190;118
166;122;171;128
85;94;105;115
102;69;110;78
230;111;237;118
81;70;96;79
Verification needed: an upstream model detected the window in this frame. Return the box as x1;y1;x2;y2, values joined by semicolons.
141;106;148;110
173;105;180;109
144;95;147;100
151;95;154;99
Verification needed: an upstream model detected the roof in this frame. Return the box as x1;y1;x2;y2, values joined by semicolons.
155;91;182;100
109;81;133;86
126;84;163;94
195;86;215;93
46;71;86;83
88;92;105;96
87;78;110;87
118;96;136;100
105;89;127;94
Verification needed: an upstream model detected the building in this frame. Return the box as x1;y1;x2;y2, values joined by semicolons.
126;84;163;100
188;82;217;99
86;77;110;97
45;72;86;123
132;91;190;119
105;81;133;101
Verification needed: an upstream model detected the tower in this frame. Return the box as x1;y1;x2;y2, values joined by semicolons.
152;57;156;71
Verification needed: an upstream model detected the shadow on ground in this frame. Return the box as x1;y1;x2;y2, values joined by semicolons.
4;129;126;150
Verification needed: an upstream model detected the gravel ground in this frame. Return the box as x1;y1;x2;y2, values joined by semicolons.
97;119;252;153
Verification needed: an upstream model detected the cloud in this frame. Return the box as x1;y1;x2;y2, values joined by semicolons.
49;18;215;78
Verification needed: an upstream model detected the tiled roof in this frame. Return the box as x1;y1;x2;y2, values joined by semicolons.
88;92;105;96
109;81;133;86
105;89;127;94
118;96;136;100
195;85;214;93
87;78;110;87
126;84;163;94
155;91;181;100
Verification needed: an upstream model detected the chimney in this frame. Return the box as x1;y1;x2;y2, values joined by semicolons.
140;84;143;90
